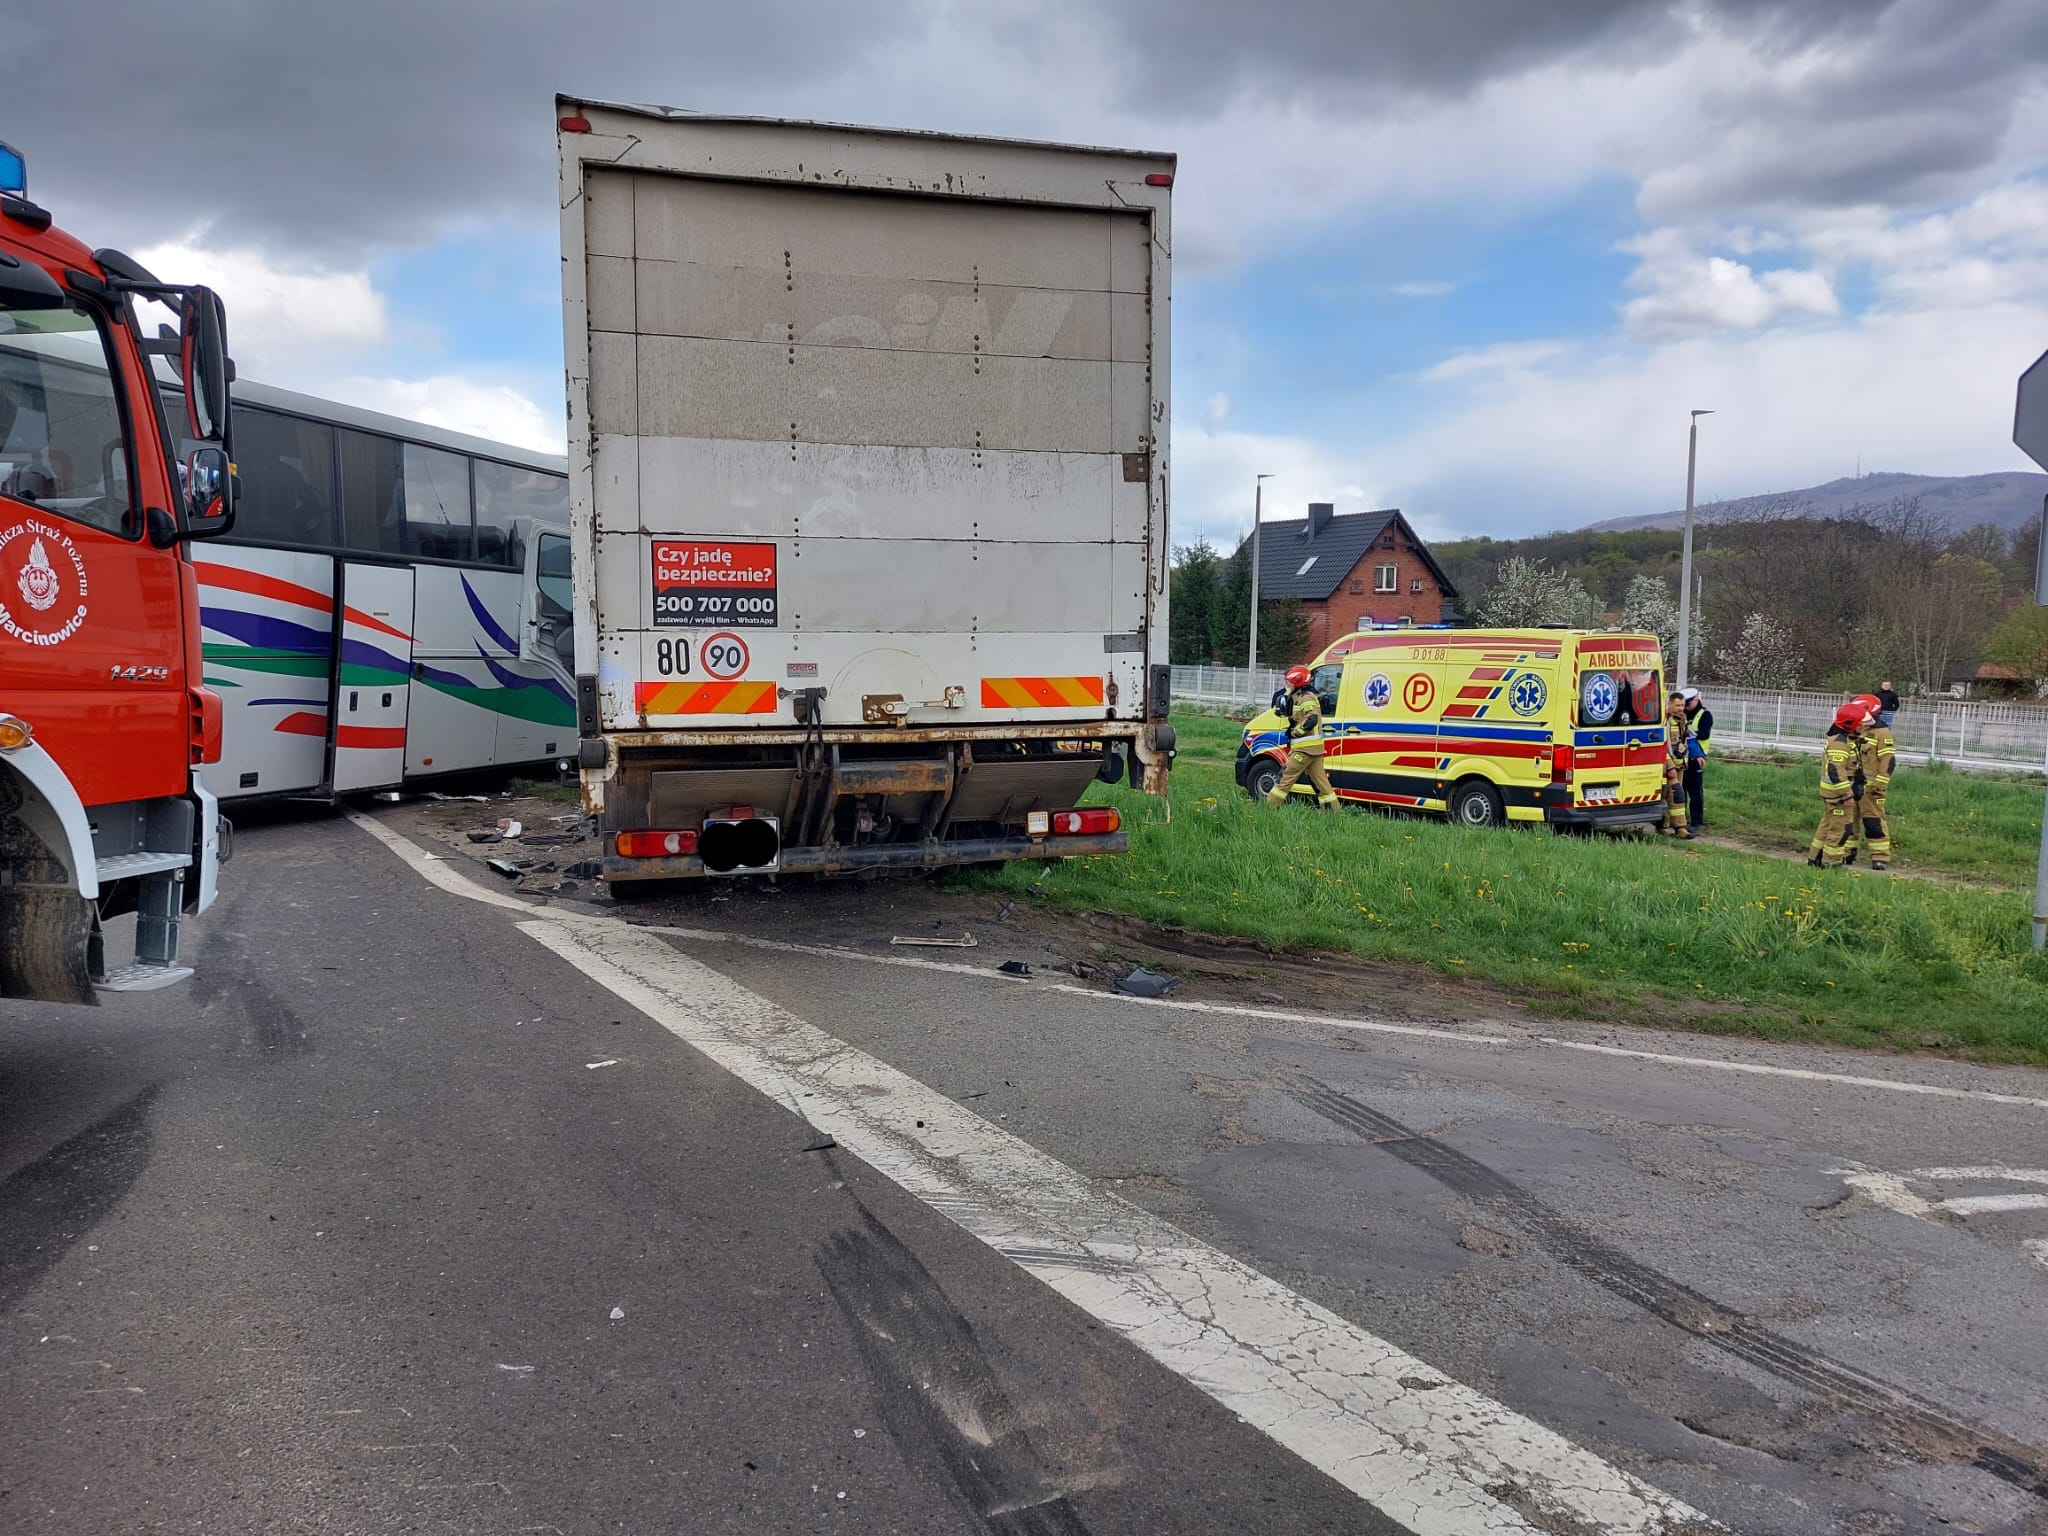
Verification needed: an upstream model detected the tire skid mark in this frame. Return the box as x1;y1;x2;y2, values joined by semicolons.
818;1208;1094;1536
1293;1079;2048;1504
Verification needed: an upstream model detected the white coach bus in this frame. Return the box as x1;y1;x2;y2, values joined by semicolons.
191;380;576;801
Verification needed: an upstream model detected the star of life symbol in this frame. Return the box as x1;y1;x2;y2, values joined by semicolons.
1365;672;1393;709
1509;673;1548;716
1582;671;1618;723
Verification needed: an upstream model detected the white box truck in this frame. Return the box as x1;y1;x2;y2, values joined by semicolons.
555;98;1176;881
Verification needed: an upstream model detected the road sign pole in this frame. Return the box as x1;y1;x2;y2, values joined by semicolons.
2011;352;2048;945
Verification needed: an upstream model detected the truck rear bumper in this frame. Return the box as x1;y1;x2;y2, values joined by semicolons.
605;830;1127;882
1542;797;1666;829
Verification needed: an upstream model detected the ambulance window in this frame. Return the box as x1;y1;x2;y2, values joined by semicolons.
1311;663;1342;713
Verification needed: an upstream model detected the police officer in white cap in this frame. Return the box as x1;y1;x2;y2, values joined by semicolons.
1679;687;1713;829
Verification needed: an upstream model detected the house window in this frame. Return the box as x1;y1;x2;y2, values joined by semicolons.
1410;578;1424;594
1375;564;1397;592
1296;555;1319;576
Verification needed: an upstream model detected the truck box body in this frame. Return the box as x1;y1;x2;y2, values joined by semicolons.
556;100;1175;879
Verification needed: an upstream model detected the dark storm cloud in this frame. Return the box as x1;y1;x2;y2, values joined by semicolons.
6;0;2043;264
3;0;913;257
1643;0;2048;214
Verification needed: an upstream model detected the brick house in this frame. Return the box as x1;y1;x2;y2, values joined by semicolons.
1237;503;1460;659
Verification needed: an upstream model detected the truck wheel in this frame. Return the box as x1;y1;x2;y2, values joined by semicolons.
1449;781;1504;830
1244;757;1282;801
0;889;95;1005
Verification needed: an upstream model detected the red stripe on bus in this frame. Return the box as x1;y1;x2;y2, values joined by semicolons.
337;724;407;748
196;563;332;613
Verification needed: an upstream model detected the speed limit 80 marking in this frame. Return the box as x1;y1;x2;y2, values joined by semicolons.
651;630;751;679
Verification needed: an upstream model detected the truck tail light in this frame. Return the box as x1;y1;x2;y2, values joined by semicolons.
189;686;223;765
615;829;698;858
559;115;593;133
1050;808;1120;836
1551;744;1574;786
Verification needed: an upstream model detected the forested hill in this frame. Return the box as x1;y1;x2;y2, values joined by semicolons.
1578;471;2048;535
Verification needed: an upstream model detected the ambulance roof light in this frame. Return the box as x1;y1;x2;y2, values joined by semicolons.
0;142;25;197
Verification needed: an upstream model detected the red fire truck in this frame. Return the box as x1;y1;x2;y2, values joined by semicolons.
0;140;237;1004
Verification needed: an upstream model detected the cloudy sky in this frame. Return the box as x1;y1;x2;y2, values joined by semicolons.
13;0;2047;545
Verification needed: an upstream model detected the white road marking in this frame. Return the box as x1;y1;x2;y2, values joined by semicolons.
1832;1170;1939;1220
1938;1193;2048;1216
348;813;2048;1113
353;814;1713;1535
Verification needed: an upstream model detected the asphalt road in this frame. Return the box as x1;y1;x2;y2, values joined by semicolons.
4;806;2048;1536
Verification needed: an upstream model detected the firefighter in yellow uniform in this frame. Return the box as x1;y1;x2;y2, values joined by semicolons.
1808;703;1867;868
1659;692;1690;837
1266;665;1340;810
1850;692;1894;870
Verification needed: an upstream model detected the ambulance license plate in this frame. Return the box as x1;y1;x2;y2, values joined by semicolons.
1584;785;1619;804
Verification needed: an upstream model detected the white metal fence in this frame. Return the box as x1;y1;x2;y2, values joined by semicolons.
1169;666;2048;776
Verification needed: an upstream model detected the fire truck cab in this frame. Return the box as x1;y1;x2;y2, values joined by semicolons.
0;139;238;1004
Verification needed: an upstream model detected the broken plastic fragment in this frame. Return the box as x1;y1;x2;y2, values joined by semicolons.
1116;965;1181;998
997;960;1033;978
609;1306;625;1321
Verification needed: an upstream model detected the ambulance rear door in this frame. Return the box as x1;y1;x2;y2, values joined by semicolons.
1571;639;1666;813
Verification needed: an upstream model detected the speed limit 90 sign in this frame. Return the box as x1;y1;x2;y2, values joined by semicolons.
699;631;749;680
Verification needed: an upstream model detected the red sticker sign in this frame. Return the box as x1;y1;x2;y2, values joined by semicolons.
699;631;750;680
1403;672;1436;712
651;539;778;628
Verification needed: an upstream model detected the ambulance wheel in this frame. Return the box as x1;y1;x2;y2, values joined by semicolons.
1245;758;1283;801
1449;780;1504;829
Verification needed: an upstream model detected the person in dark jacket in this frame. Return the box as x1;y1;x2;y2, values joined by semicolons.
1874;679;1900;728
1678;688;1712;829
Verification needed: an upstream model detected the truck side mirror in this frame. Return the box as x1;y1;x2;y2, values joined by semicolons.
178;287;230;444
182;446;234;536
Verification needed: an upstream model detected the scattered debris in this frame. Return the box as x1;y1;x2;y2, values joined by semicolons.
565;860;603;879
466;830;501;844
371;790;402;803
519;833;578;847
1116;965;1182;999
609;1306;625;1321
958;1089;989;1101
1033;865;1054;888
802;1132;838;1152
586;1059;619;1070
997;960;1033;978
549;812;583;824
497;818;524;839
853;1428;866;1439
995;901;1015;922
485;859;528;879
425;792;490;802
890;933;977;948
495;1364;536;1374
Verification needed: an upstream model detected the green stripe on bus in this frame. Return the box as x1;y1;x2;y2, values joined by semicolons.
416;674;576;729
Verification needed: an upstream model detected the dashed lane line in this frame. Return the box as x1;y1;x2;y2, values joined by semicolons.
351;812;1715;1535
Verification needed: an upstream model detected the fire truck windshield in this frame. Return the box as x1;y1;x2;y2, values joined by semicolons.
0;300;137;538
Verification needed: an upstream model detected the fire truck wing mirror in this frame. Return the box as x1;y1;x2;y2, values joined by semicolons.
178;287;230;443
181;446;235;537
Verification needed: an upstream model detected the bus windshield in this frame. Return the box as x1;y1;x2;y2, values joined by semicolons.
1577;667;1661;727
0;302;136;537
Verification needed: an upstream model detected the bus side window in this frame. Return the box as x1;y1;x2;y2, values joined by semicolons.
401;443;473;560
224;404;336;547
338;429;404;555
475;460;563;570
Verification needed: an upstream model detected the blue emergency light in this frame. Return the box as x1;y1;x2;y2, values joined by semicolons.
0;142;24;196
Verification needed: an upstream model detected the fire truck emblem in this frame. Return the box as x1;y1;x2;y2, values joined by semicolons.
0;518;90;646
18;538;59;611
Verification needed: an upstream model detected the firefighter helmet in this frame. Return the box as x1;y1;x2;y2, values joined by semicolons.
1851;692;1882;716
1834;702;1871;731
1284;665;1311;689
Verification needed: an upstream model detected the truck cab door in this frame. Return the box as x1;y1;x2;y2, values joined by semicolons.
326;561;413;793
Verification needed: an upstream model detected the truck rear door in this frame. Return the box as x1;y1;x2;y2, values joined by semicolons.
569;130;1165;735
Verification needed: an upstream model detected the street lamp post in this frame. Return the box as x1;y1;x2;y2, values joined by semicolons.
1247;473;1272;700
1676;410;1712;689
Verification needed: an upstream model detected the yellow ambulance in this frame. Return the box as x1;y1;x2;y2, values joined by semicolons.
1236;628;1669;829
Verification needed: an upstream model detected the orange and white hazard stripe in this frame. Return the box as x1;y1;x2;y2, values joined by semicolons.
635;680;777;715
979;676;1105;709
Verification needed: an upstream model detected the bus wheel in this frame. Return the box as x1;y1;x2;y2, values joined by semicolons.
1244;757;1282;801
1449;780;1504;830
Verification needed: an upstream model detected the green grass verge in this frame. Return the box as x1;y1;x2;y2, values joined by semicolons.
959;714;2048;1064
1703;753;2041;889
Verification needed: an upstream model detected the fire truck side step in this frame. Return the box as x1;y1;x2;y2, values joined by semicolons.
97;962;195;992
96;849;192;881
